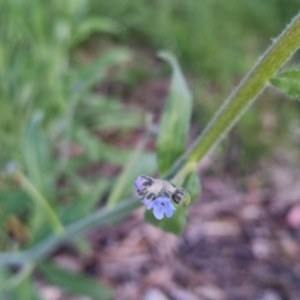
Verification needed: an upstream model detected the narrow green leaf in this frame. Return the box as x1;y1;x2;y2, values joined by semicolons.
39;261;113;300
22;111;62;237
145;172;200;235
23;111;53;199
17;171;64;237
270;67;300;99
157;51;193;175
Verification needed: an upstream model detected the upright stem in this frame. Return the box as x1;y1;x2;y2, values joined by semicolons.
167;13;300;180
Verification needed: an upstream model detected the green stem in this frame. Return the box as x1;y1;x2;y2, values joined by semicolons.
16;171;64;235
171;161;197;186
166;13;300;180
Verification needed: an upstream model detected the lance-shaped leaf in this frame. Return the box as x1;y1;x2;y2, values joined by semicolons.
270;67;300;99
157;51;193;175
23;111;53;199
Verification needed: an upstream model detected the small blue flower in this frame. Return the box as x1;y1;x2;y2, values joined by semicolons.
147;196;176;220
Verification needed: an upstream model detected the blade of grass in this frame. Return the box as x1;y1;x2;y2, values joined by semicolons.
15;171;64;235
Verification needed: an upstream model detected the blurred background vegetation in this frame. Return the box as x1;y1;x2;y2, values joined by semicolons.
1;0;300;299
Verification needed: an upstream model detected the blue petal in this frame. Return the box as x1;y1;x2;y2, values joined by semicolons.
153;206;164;220
147;196;176;220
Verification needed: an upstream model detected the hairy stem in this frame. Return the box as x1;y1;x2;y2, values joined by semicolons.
167;13;300;180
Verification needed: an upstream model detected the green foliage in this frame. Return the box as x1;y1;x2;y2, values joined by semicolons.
0;0;129;165
89;0;299;78
0;0;150;294
148;11;300;234
146;52;197;234
271;67;300;99
22;111;60;238
157;51;192;175
1;0;300;297
88;0;300;168
39;262;113;300
23;112;53;199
